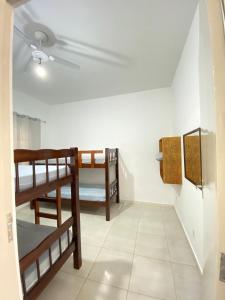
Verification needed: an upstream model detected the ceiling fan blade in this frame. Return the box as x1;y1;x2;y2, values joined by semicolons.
20;6;37;24
56;35;130;66
56;45;128;68
50;55;80;70
14;25;32;45
55;38;68;47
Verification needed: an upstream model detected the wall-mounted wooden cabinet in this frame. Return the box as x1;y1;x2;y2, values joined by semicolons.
159;137;182;184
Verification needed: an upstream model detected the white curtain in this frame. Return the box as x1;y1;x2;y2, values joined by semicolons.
13;113;41;149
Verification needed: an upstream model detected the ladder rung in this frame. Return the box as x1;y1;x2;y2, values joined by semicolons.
37;212;58;220
36;197;56;204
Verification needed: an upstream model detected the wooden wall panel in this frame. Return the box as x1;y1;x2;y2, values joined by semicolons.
159;137;182;184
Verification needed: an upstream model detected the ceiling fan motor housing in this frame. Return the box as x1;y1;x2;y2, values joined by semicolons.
32;50;49;64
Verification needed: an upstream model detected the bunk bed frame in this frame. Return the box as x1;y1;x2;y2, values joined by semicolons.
33;148;119;222
78;148;120;221
15;148;81;300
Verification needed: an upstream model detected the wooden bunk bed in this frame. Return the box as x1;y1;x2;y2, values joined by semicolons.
34;148;119;222
15;148;82;300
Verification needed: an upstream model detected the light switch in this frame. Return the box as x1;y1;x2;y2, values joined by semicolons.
6;213;13;243
219;253;225;283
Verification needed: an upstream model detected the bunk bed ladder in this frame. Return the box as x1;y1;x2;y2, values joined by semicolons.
33;187;62;227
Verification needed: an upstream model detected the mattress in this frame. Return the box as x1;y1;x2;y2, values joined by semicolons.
48;184;106;202
17;220;72;292
15;165;70;191
81;153;105;164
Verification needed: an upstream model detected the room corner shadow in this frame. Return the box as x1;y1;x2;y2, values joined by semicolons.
118;153;135;204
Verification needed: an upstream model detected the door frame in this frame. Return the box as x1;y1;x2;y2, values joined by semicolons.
0;0;29;299
1;0;225;299
206;0;225;298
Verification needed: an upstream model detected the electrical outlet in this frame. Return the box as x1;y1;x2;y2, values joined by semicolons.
6;213;13;243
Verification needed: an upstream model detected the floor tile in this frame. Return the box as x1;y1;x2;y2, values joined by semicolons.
81;229;108;247
108;224;137;240
164;222;185;240
103;234;136;254
37;271;84;300
168;243;196;266
61;245;101;278
138;218;165;236
88;248;133;289
172;263;202;300
76;280;127;300
130;255;176;300
18;201;199;300
127;291;160;300
135;232;170;261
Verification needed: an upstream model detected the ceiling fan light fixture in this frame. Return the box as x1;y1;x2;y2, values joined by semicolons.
35;65;47;79
49;55;55;61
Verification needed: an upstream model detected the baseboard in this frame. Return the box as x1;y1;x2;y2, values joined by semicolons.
174;207;204;274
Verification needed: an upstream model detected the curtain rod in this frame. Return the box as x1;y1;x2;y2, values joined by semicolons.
13;112;46;124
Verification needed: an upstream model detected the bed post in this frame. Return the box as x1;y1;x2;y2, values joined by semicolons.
105;148;110;221
70;147;82;268
116;148;120;203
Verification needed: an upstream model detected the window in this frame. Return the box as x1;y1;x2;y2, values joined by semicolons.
13;113;41;149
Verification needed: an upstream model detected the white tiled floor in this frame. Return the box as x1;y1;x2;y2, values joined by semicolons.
17;201;202;300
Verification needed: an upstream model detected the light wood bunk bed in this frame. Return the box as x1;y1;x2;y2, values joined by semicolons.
33;148;119;222
15;148;82;300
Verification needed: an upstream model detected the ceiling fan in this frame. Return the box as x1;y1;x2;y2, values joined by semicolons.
14;23;81;72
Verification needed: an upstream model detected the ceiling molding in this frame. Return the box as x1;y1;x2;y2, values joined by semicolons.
7;0;30;8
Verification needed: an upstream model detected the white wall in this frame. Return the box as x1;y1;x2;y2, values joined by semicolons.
172;1;217;277
46;88;176;204
172;5;204;271
13;90;50;147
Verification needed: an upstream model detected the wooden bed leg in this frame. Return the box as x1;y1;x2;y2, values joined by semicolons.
30;199;34;209
34;199;40;224
71;147;82;269
106;201;110;221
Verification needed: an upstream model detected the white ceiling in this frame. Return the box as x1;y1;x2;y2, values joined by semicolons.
13;0;198;104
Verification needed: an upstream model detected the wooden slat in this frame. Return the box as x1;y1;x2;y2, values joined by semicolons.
36;259;41;280
15;175;72;206
45;159;49;183
115;148;120;203
34;199;40;224
15;163;19;193
56;158;59;179
65;157;68;176
32;161;36;188
78;150;104;168
37;212;58;220
56;187;62;227
21;272;26;297
23;244;75;300
14;149;74;163
48;248;52;267
36;198;58;204
20;217;73;272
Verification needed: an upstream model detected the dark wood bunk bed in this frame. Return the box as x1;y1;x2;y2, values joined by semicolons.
15;148;82;300
33;148;119;222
